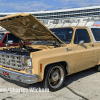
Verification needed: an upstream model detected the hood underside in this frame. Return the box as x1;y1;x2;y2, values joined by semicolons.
0;13;63;43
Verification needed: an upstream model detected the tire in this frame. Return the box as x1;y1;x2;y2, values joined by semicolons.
42;63;66;92
95;65;100;72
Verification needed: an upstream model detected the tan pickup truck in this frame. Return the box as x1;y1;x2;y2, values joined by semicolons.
0;13;100;91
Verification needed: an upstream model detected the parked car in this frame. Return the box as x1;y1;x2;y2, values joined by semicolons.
0;13;100;91
0;31;32;47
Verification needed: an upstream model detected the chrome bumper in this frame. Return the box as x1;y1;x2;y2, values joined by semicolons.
0;67;37;84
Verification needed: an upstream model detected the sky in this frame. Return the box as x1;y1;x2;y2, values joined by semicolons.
0;0;100;12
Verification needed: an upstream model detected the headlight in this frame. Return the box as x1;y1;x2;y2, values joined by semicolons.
27;59;32;66
25;57;32;68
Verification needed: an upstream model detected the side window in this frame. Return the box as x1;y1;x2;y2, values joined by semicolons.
91;28;100;41
3;34;19;43
74;29;90;44
3;35;7;43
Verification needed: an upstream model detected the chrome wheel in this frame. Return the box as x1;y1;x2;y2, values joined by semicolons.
48;66;64;89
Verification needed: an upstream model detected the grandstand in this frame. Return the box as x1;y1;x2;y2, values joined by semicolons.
0;5;100;29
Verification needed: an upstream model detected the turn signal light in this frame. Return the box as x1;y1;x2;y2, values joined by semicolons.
40;64;42;72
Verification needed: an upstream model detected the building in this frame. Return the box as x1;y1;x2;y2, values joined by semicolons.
0;5;100;29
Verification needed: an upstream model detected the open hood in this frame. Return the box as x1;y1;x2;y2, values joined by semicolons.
0;13;64;43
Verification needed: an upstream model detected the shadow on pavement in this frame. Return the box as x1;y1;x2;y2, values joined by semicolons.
63;67;97;87
0;67;97;90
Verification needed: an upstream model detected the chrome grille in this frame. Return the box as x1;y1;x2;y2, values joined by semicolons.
0;53;24;70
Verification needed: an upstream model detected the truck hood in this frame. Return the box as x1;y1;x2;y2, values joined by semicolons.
0;13;64;43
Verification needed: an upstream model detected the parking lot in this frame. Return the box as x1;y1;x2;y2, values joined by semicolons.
0;67;100;100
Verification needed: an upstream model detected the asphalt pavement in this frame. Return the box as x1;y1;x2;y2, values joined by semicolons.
0;67;100;100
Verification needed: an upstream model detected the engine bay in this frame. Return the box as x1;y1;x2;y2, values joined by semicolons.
0;46;41;56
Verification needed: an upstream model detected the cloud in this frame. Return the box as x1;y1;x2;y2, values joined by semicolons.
0;1;53;12
53;0;100;8
0;0;6;2
0;0;100;12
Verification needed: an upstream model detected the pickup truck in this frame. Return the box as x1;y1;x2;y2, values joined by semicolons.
0;31;32;47
0;13;100;91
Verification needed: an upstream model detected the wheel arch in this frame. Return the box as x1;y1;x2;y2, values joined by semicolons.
43;61;69;80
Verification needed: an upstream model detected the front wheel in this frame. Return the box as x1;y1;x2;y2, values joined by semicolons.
44;64;66;91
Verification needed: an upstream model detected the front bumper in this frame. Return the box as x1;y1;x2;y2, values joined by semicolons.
0;67;37;84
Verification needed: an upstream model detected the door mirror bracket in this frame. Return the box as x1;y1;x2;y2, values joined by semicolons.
78;40;84;45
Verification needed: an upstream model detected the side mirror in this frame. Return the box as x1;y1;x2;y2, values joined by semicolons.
5;43;9;47
8;40;14;44
5;40;14;47
79;40;84;45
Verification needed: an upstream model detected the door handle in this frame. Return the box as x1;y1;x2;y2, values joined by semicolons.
66;48;72;51
89;44;94;47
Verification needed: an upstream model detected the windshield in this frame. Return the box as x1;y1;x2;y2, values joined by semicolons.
0;33;4;42
50;28;73;44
